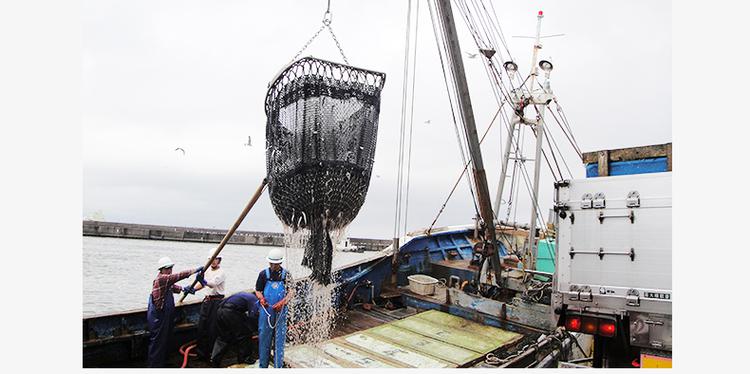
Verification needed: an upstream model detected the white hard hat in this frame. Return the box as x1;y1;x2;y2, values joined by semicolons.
207;248;221;260
157;256;174;269
266;248;285;264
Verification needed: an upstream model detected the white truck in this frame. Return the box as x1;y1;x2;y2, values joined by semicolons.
553;144;672;368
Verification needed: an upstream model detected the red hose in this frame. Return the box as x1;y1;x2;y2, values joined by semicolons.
177;330;282;368
179;340;198;369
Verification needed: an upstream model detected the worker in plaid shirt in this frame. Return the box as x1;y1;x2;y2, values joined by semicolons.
146;256;203;367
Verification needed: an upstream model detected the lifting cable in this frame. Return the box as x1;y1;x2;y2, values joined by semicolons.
290;0;349;64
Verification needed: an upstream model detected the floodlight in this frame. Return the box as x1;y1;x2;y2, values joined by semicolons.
539;59;554;72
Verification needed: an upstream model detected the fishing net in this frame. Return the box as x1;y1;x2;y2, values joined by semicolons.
265;57;386;285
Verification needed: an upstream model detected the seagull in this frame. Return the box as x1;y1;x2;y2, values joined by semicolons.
465;52;478;59
244;136;252;147
174;147;185;155
424;120;431;125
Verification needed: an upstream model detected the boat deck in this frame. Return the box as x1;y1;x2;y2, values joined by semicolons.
283;307;523;368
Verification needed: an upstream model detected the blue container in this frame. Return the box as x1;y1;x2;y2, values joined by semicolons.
397;263;414;287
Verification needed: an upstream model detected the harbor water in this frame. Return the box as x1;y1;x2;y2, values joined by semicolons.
83;236;380;317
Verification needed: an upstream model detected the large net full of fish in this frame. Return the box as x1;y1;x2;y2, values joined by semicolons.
265;57;386;285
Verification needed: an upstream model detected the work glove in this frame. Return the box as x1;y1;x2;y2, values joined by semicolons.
196;272;208;286
272;300;285;312
183;285;196;295
194;266;204;274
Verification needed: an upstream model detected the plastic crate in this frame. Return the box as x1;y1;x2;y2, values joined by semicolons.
407;274;438;295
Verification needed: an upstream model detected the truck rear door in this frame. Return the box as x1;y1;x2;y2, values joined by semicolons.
554;172;672;317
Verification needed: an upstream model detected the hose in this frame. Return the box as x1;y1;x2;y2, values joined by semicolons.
179;339;198;369
261;305;279;329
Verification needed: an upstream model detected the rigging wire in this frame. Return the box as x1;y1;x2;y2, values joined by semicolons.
468;0;501;57
393;0;415;241
486;0;515;61
552;100;583;158
427;0;481;217
547;106;583;161
496;100;553;240
427;105;504;233
422;0;571;251
455;1;576;237
542;111;575;178
510;122;524;227
403;0;421;234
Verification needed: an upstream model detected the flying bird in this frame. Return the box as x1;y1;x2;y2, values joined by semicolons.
174;147;185;155
244;136;252;147
424;120;431;125
465;52;478;59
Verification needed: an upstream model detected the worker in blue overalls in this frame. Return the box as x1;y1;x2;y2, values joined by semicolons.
255;248;294;368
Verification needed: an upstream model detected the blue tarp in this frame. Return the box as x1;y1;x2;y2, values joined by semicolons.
586;157;668;177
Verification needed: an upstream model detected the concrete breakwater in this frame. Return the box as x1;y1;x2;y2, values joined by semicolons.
82;220;391;251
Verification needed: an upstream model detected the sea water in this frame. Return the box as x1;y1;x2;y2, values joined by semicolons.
82;236;380;317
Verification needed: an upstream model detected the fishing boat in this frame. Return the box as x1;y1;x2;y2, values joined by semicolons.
83;0;670;368
83;224;571;368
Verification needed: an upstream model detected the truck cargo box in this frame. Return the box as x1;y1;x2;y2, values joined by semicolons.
554;172;672;319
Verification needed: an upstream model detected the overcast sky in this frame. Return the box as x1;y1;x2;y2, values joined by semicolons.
82;0;671;239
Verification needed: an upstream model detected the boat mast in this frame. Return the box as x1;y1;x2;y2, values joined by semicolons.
434;0;502;282
524;11;553;271
491;11;555;271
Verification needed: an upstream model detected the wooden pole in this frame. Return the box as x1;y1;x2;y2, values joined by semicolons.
435;0;502;283
178;178;268;304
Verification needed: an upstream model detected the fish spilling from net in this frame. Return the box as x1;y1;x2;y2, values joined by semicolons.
265;57;386;285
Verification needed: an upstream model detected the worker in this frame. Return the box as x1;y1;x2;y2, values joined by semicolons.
146;257;203;368
209;291;260;367
182;248;227;361
255;248;294;368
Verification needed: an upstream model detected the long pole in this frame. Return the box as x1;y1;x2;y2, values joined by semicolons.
178;178;269;304
435;0;501;283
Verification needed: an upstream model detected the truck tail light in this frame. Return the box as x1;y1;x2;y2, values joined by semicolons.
566;313;619;338
582;316;598;334
565;315;581;332
598;319;617;337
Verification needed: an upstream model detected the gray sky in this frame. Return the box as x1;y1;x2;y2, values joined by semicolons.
83;0;671;239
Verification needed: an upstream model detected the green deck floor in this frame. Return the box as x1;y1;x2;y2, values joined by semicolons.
284;309;522;368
